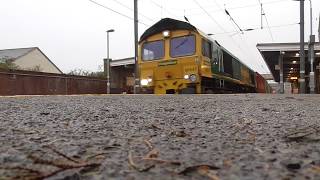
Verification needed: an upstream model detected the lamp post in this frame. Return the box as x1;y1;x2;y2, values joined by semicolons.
134;0;139;94
299;0;305;93
308;0;315;93
106;29;114;94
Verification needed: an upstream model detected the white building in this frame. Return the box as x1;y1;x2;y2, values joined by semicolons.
0;47;62;74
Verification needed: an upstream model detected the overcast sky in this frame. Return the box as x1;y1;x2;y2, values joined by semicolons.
0;0;319;74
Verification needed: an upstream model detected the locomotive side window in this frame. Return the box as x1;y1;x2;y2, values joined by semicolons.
212;44;218;63
170;35;195;57
142;40;164;61
211;43;220;73
202;39;212;59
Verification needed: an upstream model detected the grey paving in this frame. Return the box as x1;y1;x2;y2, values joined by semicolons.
0;94;320;180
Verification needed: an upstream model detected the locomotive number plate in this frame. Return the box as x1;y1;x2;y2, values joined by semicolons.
158;60;177;66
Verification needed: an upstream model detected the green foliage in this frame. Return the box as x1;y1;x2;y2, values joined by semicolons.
68;68;105;78
0;58;43;72
0;58;20;70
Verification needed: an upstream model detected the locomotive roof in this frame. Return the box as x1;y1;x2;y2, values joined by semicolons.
140;18;198;42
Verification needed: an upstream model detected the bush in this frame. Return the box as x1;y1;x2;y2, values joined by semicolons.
0;59;20;70
67;68;105;78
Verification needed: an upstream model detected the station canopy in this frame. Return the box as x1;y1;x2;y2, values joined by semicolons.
110;57;134;67
257;42;320;82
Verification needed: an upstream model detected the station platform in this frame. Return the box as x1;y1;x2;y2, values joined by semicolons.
257;42;320;93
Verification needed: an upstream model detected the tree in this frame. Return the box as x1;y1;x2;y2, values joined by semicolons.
0;58;20;70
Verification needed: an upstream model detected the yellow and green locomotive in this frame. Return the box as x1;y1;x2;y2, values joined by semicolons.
138;18;259;94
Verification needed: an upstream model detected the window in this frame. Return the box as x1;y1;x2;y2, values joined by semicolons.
170;35;195;57
142;40;164;61
202;39;212;59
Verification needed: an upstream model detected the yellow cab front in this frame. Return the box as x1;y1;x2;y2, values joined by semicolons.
138;29;206;94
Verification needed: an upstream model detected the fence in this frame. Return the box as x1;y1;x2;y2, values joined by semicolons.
0;69;107;96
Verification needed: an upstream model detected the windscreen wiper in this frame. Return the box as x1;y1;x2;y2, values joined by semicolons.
175;38;188;49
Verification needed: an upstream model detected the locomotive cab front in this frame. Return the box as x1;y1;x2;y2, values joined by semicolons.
139;29;203;94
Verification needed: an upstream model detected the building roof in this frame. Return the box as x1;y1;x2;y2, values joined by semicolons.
111;57;135;67
257;42;320;51
0;47;36;61
0;47;63;74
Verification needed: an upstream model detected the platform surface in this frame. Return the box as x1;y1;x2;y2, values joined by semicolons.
0;94;320;180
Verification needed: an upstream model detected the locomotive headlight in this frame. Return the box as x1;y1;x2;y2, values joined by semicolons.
140;79;149;86
141;78;152;86
184;74;189;79
163;30;170;37
189;74;197;82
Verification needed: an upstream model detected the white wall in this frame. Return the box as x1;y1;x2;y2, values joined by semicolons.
14;49;62;74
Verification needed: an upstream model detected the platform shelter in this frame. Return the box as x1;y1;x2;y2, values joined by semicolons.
257;43;320;93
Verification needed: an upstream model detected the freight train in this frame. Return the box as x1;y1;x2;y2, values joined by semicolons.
138;18;271;94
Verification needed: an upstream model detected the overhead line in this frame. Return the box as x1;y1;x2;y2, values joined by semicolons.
224;9;243;33
259;22;298;34
148;0;163;17
110;0;155;22
229;0;290;10
192;0;227;32
192;0;249;61
258;0;275;41
211;22;299;35
270;22;299;28
186;0;290;16
149;0;179;19
207;0;255;68
194;0;252;65
263;12;275;41
88;0;150;26
211;0;274;71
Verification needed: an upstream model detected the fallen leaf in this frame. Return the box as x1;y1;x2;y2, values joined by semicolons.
198;166;220;180
143;139;153;150
128;151;156;172
310;165;320;173
178;164;220;175
143;158;181;165
144;149;159;159
150;124;161;130
171;130;189;137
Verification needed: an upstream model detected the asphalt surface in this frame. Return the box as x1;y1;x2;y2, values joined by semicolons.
0;94;320;180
